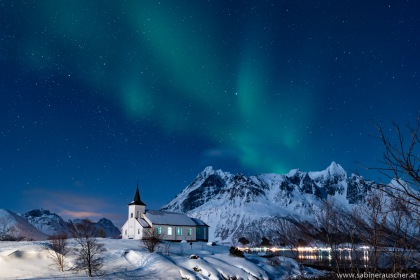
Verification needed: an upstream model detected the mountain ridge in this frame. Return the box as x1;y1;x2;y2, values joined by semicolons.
161;162;383;244
0;209;49;241
0;208;120;240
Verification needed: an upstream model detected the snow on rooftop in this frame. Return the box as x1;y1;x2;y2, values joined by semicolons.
145;210;197;226
137;218;150;228
190;217;209;227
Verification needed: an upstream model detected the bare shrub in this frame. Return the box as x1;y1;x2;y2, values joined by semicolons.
162;243;171;256
48;233;69;272
372;116;420;209
141;228;164;253
72;219;106;277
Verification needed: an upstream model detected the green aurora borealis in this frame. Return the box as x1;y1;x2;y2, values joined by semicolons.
1;0;419;218
18;1;315;172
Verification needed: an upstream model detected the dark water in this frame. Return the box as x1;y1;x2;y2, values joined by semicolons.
246;247;419;269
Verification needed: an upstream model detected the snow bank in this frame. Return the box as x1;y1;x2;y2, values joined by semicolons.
0;239;324;279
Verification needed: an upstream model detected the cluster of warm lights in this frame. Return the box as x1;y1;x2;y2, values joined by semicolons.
237;245;371;262
237;247;285;252
237;246;332;252
296;246;332;252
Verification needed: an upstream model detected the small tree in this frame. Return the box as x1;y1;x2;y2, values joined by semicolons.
354;190;389;274
99;228;105;238
387;193;412;272
73;219;106;277
367;115;420;272
141;227;164;253
261;237;271;247
229;246;244;257
360;115;420;271
238;237;250;246
317;197;341;271
373;116;420;209
277;219;311;277
48;233;69;272
162;243;171;256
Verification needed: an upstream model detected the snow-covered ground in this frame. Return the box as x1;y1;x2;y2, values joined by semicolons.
0;239;323;279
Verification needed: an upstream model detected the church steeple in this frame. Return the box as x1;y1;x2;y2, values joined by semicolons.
129;184;146;206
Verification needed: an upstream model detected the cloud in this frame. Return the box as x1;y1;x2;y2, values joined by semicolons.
59;210;103;219
20;187;122;221
202;147;239;160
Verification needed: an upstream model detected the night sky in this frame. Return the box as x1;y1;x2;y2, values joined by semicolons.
1;1;419;225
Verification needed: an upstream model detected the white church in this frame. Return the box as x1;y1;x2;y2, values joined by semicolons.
121;185;209;242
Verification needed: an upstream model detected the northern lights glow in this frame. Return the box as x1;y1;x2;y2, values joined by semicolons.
1;1;419;223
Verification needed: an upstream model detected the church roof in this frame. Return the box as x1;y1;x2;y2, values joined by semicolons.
137;218;150;228
128;185;146;206
191;218;209;227
145;210;196;226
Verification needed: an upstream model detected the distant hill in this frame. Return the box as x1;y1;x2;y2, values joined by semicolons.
0;208;121;240
72;217;121;238
0;209;48;241
23;209;121;238
22;209;76;236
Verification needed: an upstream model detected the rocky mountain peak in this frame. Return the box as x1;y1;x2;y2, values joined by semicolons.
202;166;215;175
23;209;54;217
161;162;380;243
327;161;345;175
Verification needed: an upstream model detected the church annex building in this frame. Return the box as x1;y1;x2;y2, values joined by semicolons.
121;185;209;242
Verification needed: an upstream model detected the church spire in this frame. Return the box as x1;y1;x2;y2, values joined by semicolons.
129;183;146;206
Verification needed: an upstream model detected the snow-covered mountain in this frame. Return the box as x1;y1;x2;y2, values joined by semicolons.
23;209;76;236
72;218;121;238
0;209;48;241
161;162;380;244
23;209;121;238
1;209;120;240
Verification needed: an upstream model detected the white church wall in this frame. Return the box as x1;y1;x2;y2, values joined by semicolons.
149;225;196;241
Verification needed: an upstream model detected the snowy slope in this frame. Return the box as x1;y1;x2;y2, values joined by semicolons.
0;239;322;279
0;209;120;240
22;209;121;238
22;209;75;236
161;162;379;244
0;209;48;241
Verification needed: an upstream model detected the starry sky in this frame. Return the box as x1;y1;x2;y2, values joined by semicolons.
1;0;419;225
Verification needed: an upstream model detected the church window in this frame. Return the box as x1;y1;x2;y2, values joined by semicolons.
136;211;139;218
177;227;182;235
157;226;162;235
187;228;192;236
168;227;172;235
125;230;127;235
197;228;200;234
130;213;133;218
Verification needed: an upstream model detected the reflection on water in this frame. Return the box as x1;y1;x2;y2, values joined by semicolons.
240;246;371;267
296;246;333;261
240;246;419;269
295;246;371;266
299;250;330;261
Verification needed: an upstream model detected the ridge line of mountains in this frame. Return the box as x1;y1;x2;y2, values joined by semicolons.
161;162;416;244
2;162;416;244
0;208;120;240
